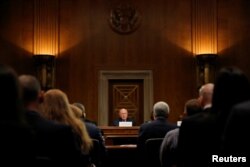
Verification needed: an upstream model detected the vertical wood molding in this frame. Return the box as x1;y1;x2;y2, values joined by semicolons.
98;70;154;126
192;0;217;54
34;0;59;55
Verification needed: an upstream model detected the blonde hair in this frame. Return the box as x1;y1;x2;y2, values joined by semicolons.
41;89;92;154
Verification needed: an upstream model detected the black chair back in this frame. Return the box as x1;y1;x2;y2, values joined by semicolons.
90;139;101;166
145;138;164;167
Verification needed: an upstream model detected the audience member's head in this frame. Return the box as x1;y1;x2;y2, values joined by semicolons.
70;104;83;119
18;75;42;107
72;102;86;119
212;67;250;113
118;108;128;121
153;101;170;119
73;102;97;125
198;83;214;108
0;64;23;122
42;89;72;121
0;65;35;163
41;89;92;153
183;98;202;117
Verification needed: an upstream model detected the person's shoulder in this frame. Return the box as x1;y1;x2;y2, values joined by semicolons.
166;128;179;137
229;100;250;119
84;119;97;125
139;121;152;129
182;111;208;123
34;113;72;132
233;100;250;111
44;120;73;136
85;122;99;131
113;118;121;121
181;111;216;131
112;119;120;126
127;118;134;121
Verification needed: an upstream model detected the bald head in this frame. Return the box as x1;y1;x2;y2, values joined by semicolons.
119;108;128;121
199;83;214;108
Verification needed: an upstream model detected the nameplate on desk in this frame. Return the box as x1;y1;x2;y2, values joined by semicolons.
177;121;182;127
119;121;132;127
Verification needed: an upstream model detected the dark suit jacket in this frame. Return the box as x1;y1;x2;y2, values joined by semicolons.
137;117;177;167
113;118;135;126
222;101;250;167
25;110;89;165
0;121;35;165
85;122;107;165
137;117;177;151
177;111;218;167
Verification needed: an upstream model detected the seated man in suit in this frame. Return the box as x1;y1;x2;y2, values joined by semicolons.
160;99;202;167
137;101;177;167
113;108;135;126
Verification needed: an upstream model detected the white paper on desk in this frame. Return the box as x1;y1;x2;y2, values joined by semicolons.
120;144;137;147
177;121;182;127
119;121;132;127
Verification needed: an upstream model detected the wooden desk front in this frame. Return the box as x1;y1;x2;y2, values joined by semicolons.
106;144;137;149
105;144;138;167
99;126;139;145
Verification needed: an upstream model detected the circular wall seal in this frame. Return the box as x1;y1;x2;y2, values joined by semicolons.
109;4;141;34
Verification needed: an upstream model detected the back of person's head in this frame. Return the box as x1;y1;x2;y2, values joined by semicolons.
0;64;23;122
199;83;214;108
212;66;250;113
184;99;202;116
70;104;83;119
18;75;41;106
72;102;86;118
153;101;170;118
42;89;93;153
42;89;72;122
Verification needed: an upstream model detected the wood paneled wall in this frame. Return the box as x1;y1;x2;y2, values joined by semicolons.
56;0;195;124
1;0;250;124
0;0;35;74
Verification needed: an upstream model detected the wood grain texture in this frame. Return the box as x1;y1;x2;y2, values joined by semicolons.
1;0;250;125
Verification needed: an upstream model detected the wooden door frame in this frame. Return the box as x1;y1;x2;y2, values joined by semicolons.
98;70;154;126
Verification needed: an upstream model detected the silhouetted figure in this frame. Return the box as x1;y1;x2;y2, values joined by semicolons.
160;99;202;167
138;101;177;167
177;66;250;167
19;75;89;165
0;65;35;165
222;100;250;167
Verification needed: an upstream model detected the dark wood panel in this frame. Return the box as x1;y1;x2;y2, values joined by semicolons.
3;0;250;126
56;0;197;125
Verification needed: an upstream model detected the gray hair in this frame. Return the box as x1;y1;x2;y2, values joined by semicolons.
153;101;170;118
